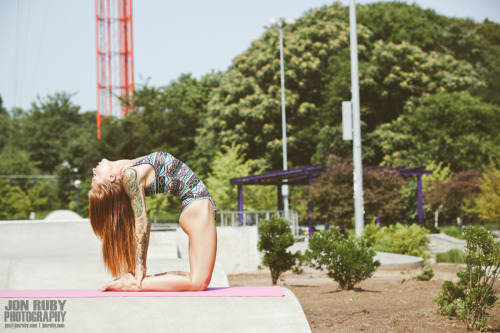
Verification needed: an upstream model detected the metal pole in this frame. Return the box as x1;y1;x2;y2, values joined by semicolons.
74;179;81;215
350;0;365;237
417;174;423;224
279;25;290;221
238;184;243;225
308;175;313;236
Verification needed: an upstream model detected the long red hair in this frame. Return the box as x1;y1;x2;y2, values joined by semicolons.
88;180;136;277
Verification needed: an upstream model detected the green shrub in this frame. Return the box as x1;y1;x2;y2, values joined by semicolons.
305;227;381;290
362;222;430;258
435;226;500;331
436;249;466;264
257;215;299;285
360;221;381;245
435;280;465;317
439;225;464;239
416;267;434;281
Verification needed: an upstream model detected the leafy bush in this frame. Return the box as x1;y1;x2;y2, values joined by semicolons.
416;268;434;281
362;222;430;258
435;280;465;317
436;249;466;264
257;215;299;285
435;226;500;331
305;227;381;290
439;226;464;239
468;158;500;226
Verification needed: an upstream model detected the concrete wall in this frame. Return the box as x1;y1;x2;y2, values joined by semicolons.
0;220;101;258
0;221;262;275
177;226;261;275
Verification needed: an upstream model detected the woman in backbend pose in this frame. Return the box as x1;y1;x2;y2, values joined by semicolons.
88;152;217;292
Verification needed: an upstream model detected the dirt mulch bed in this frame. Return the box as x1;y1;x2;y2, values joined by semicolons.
228;264;500;332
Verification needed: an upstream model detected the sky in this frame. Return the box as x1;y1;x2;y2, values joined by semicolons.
1;0;499;114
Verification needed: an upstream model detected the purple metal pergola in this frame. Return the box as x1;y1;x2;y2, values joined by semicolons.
229;165;326;235
229;165;431;234
395;166;432;224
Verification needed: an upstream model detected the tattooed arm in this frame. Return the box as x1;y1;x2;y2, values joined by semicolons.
122;167;150;288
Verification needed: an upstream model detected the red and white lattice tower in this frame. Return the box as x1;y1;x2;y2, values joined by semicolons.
95;0;134;139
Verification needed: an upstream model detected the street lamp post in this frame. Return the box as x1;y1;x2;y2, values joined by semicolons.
349;0;365;237
270;17;295;220
74;179;81;214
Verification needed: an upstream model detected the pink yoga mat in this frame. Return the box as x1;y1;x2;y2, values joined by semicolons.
0;287;284;298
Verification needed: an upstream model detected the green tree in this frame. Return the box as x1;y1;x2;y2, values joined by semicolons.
205;143;275;211
475;19;500;106
308;157;406;227
196;2;491;170
422;162;453;227
20;93;82;173
0;147;39;176
129;73;221;174
0;179;30;219
374;93;500;171
363;167;407;224
357;2;500;108
360;41;484;131
357;2;446;52
469;159;500;224
424;169;482;225
26;180;59;213
307;158;353;228
197;3;373;170
0;95;10;151
205;144;252;211
145;195;180;223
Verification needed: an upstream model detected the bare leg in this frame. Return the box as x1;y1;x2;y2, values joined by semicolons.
179;198;217;290
125;199;216;291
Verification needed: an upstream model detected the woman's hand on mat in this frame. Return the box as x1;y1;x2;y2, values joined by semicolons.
99;273;140;292
135;264;147;288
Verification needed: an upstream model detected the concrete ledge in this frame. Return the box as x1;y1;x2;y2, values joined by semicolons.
427;233;466;246
375;252;424;270
0;288;310;333
427;233;466;254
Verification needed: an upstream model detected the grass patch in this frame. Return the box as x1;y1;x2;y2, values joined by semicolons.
439;226;463;239
436;249;466;263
